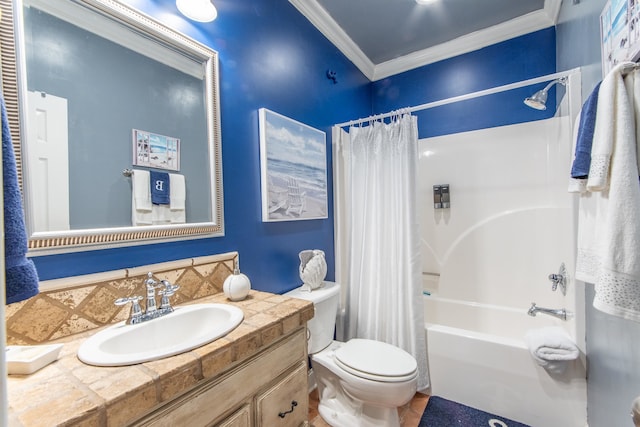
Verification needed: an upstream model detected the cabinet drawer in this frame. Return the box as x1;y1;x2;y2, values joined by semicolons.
255;362;308;427
213;404;251;427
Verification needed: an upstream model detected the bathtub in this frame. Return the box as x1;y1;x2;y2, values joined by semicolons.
425;295;587;427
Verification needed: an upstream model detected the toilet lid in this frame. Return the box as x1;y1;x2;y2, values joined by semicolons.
334;339;417;383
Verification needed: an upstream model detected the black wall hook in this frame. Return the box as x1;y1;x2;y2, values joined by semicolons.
326;69;337;84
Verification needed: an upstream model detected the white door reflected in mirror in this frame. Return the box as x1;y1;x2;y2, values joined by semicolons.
26;90;69;233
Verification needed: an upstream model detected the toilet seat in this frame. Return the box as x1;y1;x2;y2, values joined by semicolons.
333;339;417;383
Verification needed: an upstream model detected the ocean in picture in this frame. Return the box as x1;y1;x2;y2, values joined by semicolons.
261;109;328;221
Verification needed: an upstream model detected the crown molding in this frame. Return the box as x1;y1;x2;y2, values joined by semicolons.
373;7;557;80
290;0;561;81
288;0;376;80
544;0;563;23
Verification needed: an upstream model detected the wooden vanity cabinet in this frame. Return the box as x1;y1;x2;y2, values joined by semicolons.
134;327;310;427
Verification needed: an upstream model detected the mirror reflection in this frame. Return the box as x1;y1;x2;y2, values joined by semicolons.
4;0;223;251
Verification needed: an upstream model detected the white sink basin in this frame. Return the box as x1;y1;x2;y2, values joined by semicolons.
78;303;244;366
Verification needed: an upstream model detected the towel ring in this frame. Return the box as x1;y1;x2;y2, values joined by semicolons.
122;168;133;177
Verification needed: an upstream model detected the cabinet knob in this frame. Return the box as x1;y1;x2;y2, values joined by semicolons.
278;400;298;418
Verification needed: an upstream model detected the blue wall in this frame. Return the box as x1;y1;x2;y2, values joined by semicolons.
30;1;556;297
372;27;557;139
30;0;371;294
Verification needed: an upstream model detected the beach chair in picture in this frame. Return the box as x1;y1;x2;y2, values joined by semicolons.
286;176;306;216
268;176;288;213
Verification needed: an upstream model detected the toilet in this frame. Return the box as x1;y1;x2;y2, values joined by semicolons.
285;281;418;427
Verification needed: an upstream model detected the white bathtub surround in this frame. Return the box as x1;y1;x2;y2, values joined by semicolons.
427;321;586;427
332;113;429;391
574;62;640;322
524;326;579;374
419;117;579;323
419;72;587;426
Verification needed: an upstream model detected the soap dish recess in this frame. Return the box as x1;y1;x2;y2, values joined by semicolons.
6;344;63;375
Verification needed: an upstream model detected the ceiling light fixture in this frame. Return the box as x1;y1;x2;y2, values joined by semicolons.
176;0;218;22
415;0;437;4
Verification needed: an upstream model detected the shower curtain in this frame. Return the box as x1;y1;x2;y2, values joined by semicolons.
333;113;429;391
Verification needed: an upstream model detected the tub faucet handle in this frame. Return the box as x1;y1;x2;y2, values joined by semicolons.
547;263;567;295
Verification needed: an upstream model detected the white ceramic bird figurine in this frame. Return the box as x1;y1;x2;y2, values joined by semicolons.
299;249;327;291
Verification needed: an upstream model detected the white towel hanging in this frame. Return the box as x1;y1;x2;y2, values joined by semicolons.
131;169;152;225
169;173;186;223
574;62;640;321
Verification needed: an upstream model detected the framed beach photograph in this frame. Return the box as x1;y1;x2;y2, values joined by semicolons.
628;0;640;61
132;129;180;171
599;0;640;76
259;108;328;222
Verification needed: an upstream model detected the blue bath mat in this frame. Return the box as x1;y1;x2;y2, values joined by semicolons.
419;396;530;427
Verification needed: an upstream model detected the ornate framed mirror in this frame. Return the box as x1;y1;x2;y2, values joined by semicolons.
0;0;224;254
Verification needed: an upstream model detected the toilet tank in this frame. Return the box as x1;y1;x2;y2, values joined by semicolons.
284;281;340;354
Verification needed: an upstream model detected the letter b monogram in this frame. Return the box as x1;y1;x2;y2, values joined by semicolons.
155;180;164;191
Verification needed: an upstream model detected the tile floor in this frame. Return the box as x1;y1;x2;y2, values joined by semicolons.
308;389;430;427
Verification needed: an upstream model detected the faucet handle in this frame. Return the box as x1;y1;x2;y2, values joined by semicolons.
159;280;180;311
115;296;144;324
145;272;158;288
115;295;143;306
160;279;180;293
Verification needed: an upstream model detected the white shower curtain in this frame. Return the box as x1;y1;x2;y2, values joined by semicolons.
333;113;429;391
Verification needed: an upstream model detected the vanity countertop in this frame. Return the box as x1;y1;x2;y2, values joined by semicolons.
6;290;314;427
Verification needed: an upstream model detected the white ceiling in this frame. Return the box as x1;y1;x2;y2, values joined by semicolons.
289;0;562;81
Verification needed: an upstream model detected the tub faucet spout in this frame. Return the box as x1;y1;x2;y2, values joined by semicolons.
527;302;569;321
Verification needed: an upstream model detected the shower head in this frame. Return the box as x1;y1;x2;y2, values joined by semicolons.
524;77;567;110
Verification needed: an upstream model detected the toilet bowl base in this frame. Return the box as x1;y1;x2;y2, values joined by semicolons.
318;399;401;427
311;341;416;427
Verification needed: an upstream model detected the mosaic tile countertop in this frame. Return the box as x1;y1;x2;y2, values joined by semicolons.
7;290;314;427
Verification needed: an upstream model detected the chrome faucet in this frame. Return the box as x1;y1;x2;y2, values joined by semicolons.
145;272;159;315
115;272;180;324
527;302;569;321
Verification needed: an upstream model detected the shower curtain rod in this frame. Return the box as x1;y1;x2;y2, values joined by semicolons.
334;67;581;129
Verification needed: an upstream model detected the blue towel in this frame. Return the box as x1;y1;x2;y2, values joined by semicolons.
571;81;602;179
150;170;170;205
2;95;39;304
